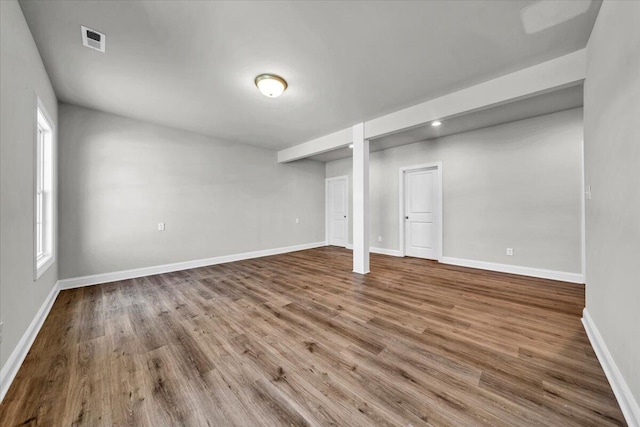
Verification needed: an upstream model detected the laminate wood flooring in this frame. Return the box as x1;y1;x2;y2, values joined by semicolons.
0;247;626;426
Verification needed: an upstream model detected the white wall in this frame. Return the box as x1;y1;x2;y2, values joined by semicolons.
326;108;583;274
584;0;640;416
58;104;325;279
0;0;58;370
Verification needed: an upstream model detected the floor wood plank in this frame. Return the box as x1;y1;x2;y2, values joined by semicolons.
0;247;626;426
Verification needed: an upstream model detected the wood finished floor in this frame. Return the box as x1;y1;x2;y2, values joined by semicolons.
0;247;625;426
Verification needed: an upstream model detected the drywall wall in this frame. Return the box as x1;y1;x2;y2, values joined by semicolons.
326;108;583;274
58;104;325;279
584;0;640;417
0;0;58;371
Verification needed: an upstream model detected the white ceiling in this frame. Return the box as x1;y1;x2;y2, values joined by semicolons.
19;0;600;150
310;84;584;162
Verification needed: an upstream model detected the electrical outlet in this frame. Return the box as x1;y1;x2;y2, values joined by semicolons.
585;185;592;200
506;248;514;256
378;236;382;242
158;222;165;231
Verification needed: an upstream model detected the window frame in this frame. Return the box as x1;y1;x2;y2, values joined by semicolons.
34;97;55;280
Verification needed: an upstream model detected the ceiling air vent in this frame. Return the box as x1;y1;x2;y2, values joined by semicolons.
81;26;105;53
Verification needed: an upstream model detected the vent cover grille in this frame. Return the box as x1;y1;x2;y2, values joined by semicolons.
81;26;105;52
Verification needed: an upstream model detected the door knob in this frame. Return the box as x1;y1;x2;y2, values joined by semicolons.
344;215;347;218
405;216;409;219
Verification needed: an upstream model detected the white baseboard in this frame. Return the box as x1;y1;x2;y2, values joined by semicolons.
370;247;402;257
342;247;581;282
0;280;61;403
342;244;402;257
58;241;326;290
440;256;584;284
582;309;640;427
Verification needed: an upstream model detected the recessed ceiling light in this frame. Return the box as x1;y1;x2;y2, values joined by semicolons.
255;74;287;98
431;120;442;127
349;144;354;149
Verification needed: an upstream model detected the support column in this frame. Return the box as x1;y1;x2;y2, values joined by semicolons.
352;123;370;274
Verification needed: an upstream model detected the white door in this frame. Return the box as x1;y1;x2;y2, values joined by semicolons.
327;177;348;247
404;168;439;259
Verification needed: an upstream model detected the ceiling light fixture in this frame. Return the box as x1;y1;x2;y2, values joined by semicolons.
431;120;442;127
255;74;288;98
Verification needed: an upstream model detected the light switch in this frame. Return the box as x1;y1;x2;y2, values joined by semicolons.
158;222;165;231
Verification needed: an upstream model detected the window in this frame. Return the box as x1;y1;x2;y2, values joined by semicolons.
35;101;54;279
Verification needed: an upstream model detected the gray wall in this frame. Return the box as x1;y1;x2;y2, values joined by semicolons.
584;0;640;410
58;104;325;279
0;1;58;370
326;108;583;274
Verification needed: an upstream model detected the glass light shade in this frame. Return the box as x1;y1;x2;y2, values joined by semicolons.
255;74;287;98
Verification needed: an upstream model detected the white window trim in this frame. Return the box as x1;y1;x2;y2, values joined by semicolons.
34;96;56;280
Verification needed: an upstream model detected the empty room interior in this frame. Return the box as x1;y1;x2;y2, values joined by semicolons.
1;0;639;426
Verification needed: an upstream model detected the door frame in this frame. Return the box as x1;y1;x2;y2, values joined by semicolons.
398;162;443;260
325;175;349;247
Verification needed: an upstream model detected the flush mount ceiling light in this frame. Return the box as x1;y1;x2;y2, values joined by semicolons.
255;74;288;98
431;120;442;127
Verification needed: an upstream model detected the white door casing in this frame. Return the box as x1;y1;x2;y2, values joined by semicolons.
326;176;348;247
399;163;442;260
